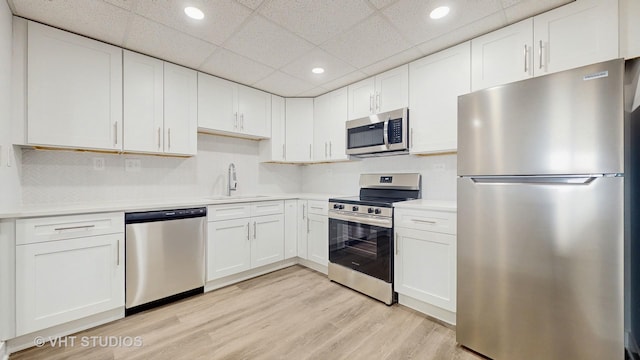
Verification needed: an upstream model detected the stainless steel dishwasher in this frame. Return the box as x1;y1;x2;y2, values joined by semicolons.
125;207;206;315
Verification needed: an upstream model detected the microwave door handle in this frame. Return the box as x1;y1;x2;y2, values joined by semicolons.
383;119;389;148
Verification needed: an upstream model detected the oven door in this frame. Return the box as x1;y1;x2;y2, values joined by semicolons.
328;211;393;283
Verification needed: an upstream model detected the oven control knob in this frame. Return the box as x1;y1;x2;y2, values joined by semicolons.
339;204;345;209
352;206;359;211
374;208;382;215
368;208;374;213
333;204;339;209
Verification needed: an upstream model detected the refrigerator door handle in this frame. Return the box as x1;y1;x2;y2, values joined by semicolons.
469;176;599;185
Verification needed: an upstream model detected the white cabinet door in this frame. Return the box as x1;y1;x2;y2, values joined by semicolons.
394;227;456;312
164;62;197;156
347;77;375;120
259;95;285;162
375;64;408;114
533;0;618;76
285;98;314;162
313;92;331;161
297;200;308;259
307;213;328;267
251;214;284;268
471;19;533;91
27;21;122;151
206;219;251;280
284;200;297;260
197;73;237;134
123;51;164;154
323;87;348;161
16;233;124;336
410;42;470;154
238;85;271;138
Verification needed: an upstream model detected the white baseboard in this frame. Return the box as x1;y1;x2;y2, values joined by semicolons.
297;258;328;275
398;294;456;326
205;259;298;292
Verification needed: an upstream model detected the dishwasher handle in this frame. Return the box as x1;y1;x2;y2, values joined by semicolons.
125;207;207;224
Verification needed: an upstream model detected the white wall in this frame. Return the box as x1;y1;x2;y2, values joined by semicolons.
21;134;302;205
0;2;20;211
301;154;457;200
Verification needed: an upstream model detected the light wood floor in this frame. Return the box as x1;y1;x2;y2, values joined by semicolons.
11;265;485;360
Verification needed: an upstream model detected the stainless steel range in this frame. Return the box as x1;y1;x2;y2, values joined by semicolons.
328;173;421;305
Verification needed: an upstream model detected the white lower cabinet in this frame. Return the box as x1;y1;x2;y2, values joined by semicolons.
394;208;457;323
207;201;284;281
297;200;308;259
284;200;298;260
306;201;328;267
15;212;124;336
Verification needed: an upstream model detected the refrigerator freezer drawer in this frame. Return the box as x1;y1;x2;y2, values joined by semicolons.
457;175;623;360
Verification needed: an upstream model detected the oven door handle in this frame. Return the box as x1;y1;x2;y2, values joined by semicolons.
383;119;389;148
329;211;393;229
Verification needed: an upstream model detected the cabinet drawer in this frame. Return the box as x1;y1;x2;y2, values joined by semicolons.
250;201;284;217
395;209;456;235
16;212;124;245
307;200;328;215
208;204;251;222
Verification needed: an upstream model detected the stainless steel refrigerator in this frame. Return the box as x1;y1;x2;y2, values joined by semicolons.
457;59;624;360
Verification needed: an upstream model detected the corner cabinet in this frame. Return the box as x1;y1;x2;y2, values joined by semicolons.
198;73;271;139
206;201;284;281
394;206;457;325
285;98;314;162
259;95;286;162
313;87;348;162
348;65;408;120
24;21;123;151
409;42;470;154
471;0;618;91
15;212;125;336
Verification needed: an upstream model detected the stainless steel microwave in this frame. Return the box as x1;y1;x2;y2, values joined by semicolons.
345;108;409;157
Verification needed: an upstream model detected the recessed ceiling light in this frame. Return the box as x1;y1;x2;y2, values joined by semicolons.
429;6;450;20
311;67;325;74
184;6;204;20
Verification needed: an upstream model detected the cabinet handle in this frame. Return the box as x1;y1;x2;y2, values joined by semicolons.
325;142;328;157
282;144;285;159
329;141;332;157
54;224;95;231
412;218;437;224
302;204;306;219
538;40;543;70
247;222;250;240
157;127;161;149
167;128;171;149
307;215;310;234
309;144;312;159
369;94;373;113
114;122;118;146
523;44;528;73
253;221;257;239
241;114;244;130
376;92;380;113
117;240;120;266
395;232;398;255
234;112;238;129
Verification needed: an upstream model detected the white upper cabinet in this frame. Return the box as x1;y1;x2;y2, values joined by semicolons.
285;98;314;162
259;95;286;162
124;52;196;156
163;63;198;156
313;87;348;162
410;42;470;154
26;21;122;151
471;19;533;91
472;0;618;91
123;51;164;154
533;0;618;76
348;65;408;120
198;73;271;139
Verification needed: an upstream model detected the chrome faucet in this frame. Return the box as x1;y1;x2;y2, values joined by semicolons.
228;163;237;196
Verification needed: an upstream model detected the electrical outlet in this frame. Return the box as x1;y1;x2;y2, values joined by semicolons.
93;157;105;171
125;159;141;172
433;163;445;171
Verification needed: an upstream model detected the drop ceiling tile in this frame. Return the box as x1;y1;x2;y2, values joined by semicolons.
235;0;264;10
259;0;374;45
280;48;356;86
368;0;399;10
382;0;503;46
297;86;329;97
12;0;132;46
224;15;315;69
416;11;507;55
133;0;253;46
199;48;275;85
360;47;423;76
253;71;314;97
124;15;217;69
102;0;137;11
320;14;411;69
320;70;368;90
503;0;573;23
